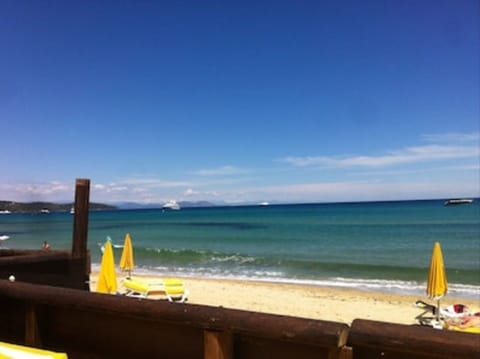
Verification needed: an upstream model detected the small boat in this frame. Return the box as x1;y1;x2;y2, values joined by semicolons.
162;200;181;210
0;235;9;241
0;210;11;214
258;202;270;206
444;199;474;206
40;208;50;214
70;207;75;214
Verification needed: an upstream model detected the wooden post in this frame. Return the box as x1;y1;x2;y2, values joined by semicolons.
72;179;90;259
25;304;41;346
204;330;233;359
71;179;90;290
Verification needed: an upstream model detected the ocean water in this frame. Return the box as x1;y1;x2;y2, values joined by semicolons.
1;200;479;299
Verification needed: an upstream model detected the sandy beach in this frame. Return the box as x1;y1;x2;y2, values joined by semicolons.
90;272;480;325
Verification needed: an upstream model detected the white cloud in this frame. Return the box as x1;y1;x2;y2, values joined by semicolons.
117;177;192;188
282;132;480;168
0;181;73;202
244;180;480;203
355;163;480;177
132;187;148;193
91;183;128;193
422;132;480;143
282;144;479;168
193;165;249;176
184;188;197;196
183;188;220;198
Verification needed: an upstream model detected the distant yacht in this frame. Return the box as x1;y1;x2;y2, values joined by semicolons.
444;199;474;206
162;200;181;210
258;202;270;206
70;207;75;214
0;210;11;214
0;235;9;241
40;208;50;214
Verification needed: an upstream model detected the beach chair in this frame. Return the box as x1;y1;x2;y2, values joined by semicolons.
415;300;480;332
122;277;188;303
415;300;469;321
415;300;465;327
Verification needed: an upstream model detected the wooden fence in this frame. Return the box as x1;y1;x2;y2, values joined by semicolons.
0;279;349;359
348;318;479;359
0;249;88;290
0;280;478;359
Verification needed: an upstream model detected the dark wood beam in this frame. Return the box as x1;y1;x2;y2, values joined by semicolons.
71;179;90;259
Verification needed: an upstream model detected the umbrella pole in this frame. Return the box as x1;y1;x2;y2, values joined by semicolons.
436;299;440;322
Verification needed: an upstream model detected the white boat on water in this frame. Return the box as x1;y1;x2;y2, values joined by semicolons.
258;202;270;206
0;235;9;241
0;210;11;214
40;208;50;214
444;199;474;206
162;200;181;210
70;207;75;214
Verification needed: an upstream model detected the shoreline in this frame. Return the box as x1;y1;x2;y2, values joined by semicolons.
90;264;480;300
90;271;480;325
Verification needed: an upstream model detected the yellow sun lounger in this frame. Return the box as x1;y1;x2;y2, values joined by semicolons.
0;341;67;358
122;277;188;303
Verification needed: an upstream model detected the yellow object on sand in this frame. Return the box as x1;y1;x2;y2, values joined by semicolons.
119;233;134;275
96;240;117;294
122;277;188;302
0;341;67;358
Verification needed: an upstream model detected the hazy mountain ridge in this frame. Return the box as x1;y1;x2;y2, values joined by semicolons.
0;201;116;213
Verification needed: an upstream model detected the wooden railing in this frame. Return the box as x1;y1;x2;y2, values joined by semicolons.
0;280;478;359
0;249;88;290
348;318;479;359
0;279;349;359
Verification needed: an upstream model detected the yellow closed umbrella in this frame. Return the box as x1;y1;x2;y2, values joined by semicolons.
119;233;135;277
426;241;448;321
96;240;117;294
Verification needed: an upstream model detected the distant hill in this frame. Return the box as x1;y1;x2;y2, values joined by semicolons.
0;201;116;213
179;201;215;208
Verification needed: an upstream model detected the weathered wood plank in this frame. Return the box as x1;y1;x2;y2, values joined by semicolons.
25;304;41;346
339;346;353;359
0;279;348;347
234;334;335;359
0;280;348;359
0;251;70;264
0;251;87;290
348;319;480;359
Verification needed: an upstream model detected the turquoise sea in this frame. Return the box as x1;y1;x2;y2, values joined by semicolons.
1;200;479;299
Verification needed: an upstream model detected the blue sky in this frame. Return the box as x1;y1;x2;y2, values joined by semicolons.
1;1;478;204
